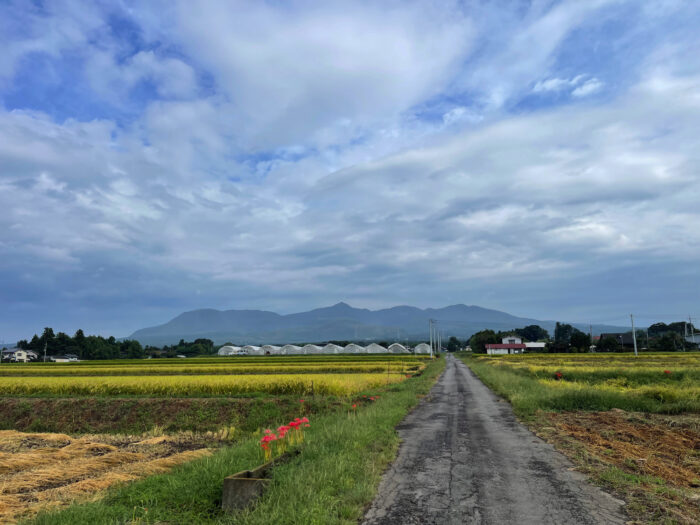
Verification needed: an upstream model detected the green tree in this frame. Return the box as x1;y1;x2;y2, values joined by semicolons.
554;322;574;344
40;327;56;354
570;329;591;352
597;336;621;352
446;336;461;352
121;340;144;359
515;325;550;342
469;330;499;354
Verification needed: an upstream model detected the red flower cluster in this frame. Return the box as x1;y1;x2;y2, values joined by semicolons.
259;417;311;461
554;371;563;380
663;370;671;375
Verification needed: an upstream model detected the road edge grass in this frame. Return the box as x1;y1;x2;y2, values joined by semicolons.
456;353;700;524
26;357;445;525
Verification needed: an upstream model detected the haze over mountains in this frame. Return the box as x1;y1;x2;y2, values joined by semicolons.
128;303;626;346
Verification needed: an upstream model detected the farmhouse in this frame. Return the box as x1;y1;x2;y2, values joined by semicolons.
1;348;38;362
486;336;526;355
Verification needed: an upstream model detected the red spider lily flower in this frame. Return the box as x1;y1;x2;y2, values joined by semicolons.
304;424;310;427
299;399;305;403
362;395;367;398
264;428;273;434
352;404;357;409
663;370;671;374
554;371;563;380
300;417;309;423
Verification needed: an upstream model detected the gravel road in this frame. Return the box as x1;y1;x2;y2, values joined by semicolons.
362;354;626;525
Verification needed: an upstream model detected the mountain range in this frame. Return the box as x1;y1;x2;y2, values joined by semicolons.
128;303;627;346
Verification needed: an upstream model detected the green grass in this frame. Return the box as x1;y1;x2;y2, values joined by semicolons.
25;358;445;525
457;353;700;417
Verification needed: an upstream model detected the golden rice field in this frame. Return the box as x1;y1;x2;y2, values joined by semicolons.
0;372;407;397
0;361;423;376
465;352;700;413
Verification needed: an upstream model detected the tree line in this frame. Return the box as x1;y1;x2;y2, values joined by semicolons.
14;328;216;360
445;320;698;354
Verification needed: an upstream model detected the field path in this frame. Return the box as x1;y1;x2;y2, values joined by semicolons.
361;354;626;525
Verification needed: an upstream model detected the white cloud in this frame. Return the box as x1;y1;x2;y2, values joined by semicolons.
572;78;604;97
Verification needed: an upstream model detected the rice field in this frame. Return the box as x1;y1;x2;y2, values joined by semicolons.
470;352;700;412
0;361;423;377
0;355;422;396
0;372;407;397
0;354;430;522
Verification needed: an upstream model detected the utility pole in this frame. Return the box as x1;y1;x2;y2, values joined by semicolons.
690;316;696;345
630;314;638;357
43;341;47;363
428;319;434;358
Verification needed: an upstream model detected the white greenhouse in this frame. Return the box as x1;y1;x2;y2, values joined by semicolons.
281;344;303;355
261;345;281;355
365;343;387;354
414;343;432;354
302;344;323;354
344;343;365;354
322;343;343;354
242;345;264;356
388;343;409;354
217;345;241;356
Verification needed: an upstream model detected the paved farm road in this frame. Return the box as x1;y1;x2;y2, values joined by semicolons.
362;354;626;525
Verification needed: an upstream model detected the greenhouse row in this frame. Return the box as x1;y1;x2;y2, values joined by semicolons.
217;342;432;356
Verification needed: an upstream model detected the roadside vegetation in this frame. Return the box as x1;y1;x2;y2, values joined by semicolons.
458;352;700;524
0;355;442;524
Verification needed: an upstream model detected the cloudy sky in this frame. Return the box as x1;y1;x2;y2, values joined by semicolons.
2;0;699;341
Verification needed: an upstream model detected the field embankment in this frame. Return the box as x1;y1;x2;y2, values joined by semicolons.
459;352;700;524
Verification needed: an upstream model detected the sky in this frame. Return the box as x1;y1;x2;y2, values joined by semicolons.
1;0;700;342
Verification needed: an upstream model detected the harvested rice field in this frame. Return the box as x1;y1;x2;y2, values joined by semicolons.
0;429;214;523
535;411;700;524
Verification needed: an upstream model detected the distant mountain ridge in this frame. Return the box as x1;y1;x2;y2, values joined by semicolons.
128;302;626;346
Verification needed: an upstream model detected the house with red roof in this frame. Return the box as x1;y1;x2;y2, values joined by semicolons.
486;335;527;355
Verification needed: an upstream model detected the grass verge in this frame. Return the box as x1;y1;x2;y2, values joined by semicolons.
25;358;445;524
